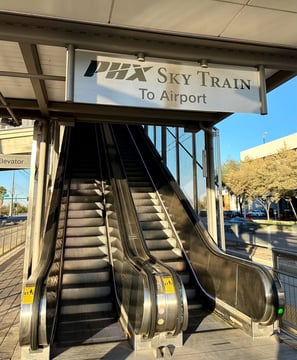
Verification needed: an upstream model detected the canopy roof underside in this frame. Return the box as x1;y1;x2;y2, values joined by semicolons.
0;0;297;130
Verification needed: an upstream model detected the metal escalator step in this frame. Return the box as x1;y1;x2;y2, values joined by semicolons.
69;194;102;203
145;238;175;250
62;270;110;285
122;164;143;170
55;318;127;346
70;180;102;190
70;171;99;177
66;217;105;227
59;309;114;323
133;198;159;206
140;220;170;230
160;259;187;272
150;249;182;260
179;271;191;284
142;228;173;239
185;287;199;301
69;188;103;197
134;205;163;214
137;212;166;222
125;170;147;177
128;181;152;187
64;246;108;259
130;190;157;195
63;258;109;271
66;225;106;237
60;299;113;316
65;235;107;247
68;202;104;211
61;285;111;300
187;301;204;311
67;209;104;218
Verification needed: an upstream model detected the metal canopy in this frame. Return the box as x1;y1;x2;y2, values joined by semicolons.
0;0;297;129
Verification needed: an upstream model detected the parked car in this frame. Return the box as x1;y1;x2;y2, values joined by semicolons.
225;216;259;233
199;210;207;217
0;215;8;225
224;210;242;219
246;210;265;218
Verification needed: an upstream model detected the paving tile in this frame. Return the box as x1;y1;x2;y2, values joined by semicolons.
1;245;297;360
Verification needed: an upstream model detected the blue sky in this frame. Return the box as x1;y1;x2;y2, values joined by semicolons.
0;169;30;205
217;76;297;163
1;76;296;203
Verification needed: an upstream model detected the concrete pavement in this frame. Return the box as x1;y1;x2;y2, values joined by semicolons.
0;245;24;360
1;244;297;360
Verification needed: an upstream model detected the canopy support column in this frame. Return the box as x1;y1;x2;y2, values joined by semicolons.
205;129;217;242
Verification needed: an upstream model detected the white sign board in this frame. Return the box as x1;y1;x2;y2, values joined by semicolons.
73;50;262;114
0;154;31;169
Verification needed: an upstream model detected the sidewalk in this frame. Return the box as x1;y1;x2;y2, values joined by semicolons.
0;245;24;360
224;224;297;267
1;244;297;360
226;240;273;267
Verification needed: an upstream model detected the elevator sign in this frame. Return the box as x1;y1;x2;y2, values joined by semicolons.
73;50;262;113
0;154;31;169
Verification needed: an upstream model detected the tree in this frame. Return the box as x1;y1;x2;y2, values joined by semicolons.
243;156;279;220
0;186;7;215
271;148;297;220
222;148;297;221
14;202;28;215
222;159;246;214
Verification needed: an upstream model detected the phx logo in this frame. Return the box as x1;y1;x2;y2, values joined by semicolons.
84;60;153;82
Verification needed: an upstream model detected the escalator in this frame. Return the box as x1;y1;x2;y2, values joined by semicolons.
52;124;126;347
20;122;284;359
20;123;188;359
111;124;284;334
112;125;205;328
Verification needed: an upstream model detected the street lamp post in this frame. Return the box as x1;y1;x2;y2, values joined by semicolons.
9;171;15;216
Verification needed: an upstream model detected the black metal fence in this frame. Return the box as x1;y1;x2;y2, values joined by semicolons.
273;248;297;337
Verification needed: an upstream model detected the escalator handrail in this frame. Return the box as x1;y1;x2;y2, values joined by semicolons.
102;124;158;338
130;125;283;325
111;124;188;336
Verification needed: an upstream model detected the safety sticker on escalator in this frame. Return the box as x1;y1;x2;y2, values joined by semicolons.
162;276;175;294
22;286;35;304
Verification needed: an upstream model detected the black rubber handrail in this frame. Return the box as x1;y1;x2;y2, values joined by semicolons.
111;124;188;336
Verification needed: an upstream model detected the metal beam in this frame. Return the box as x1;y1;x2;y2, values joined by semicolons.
0;98;229;127
0;71;65;82
19;42;49;117
0;13;297;71
0;92;21;126
266;70;297;92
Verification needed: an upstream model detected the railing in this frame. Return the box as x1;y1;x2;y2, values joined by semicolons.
273;248;297;337
0;221;27;257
